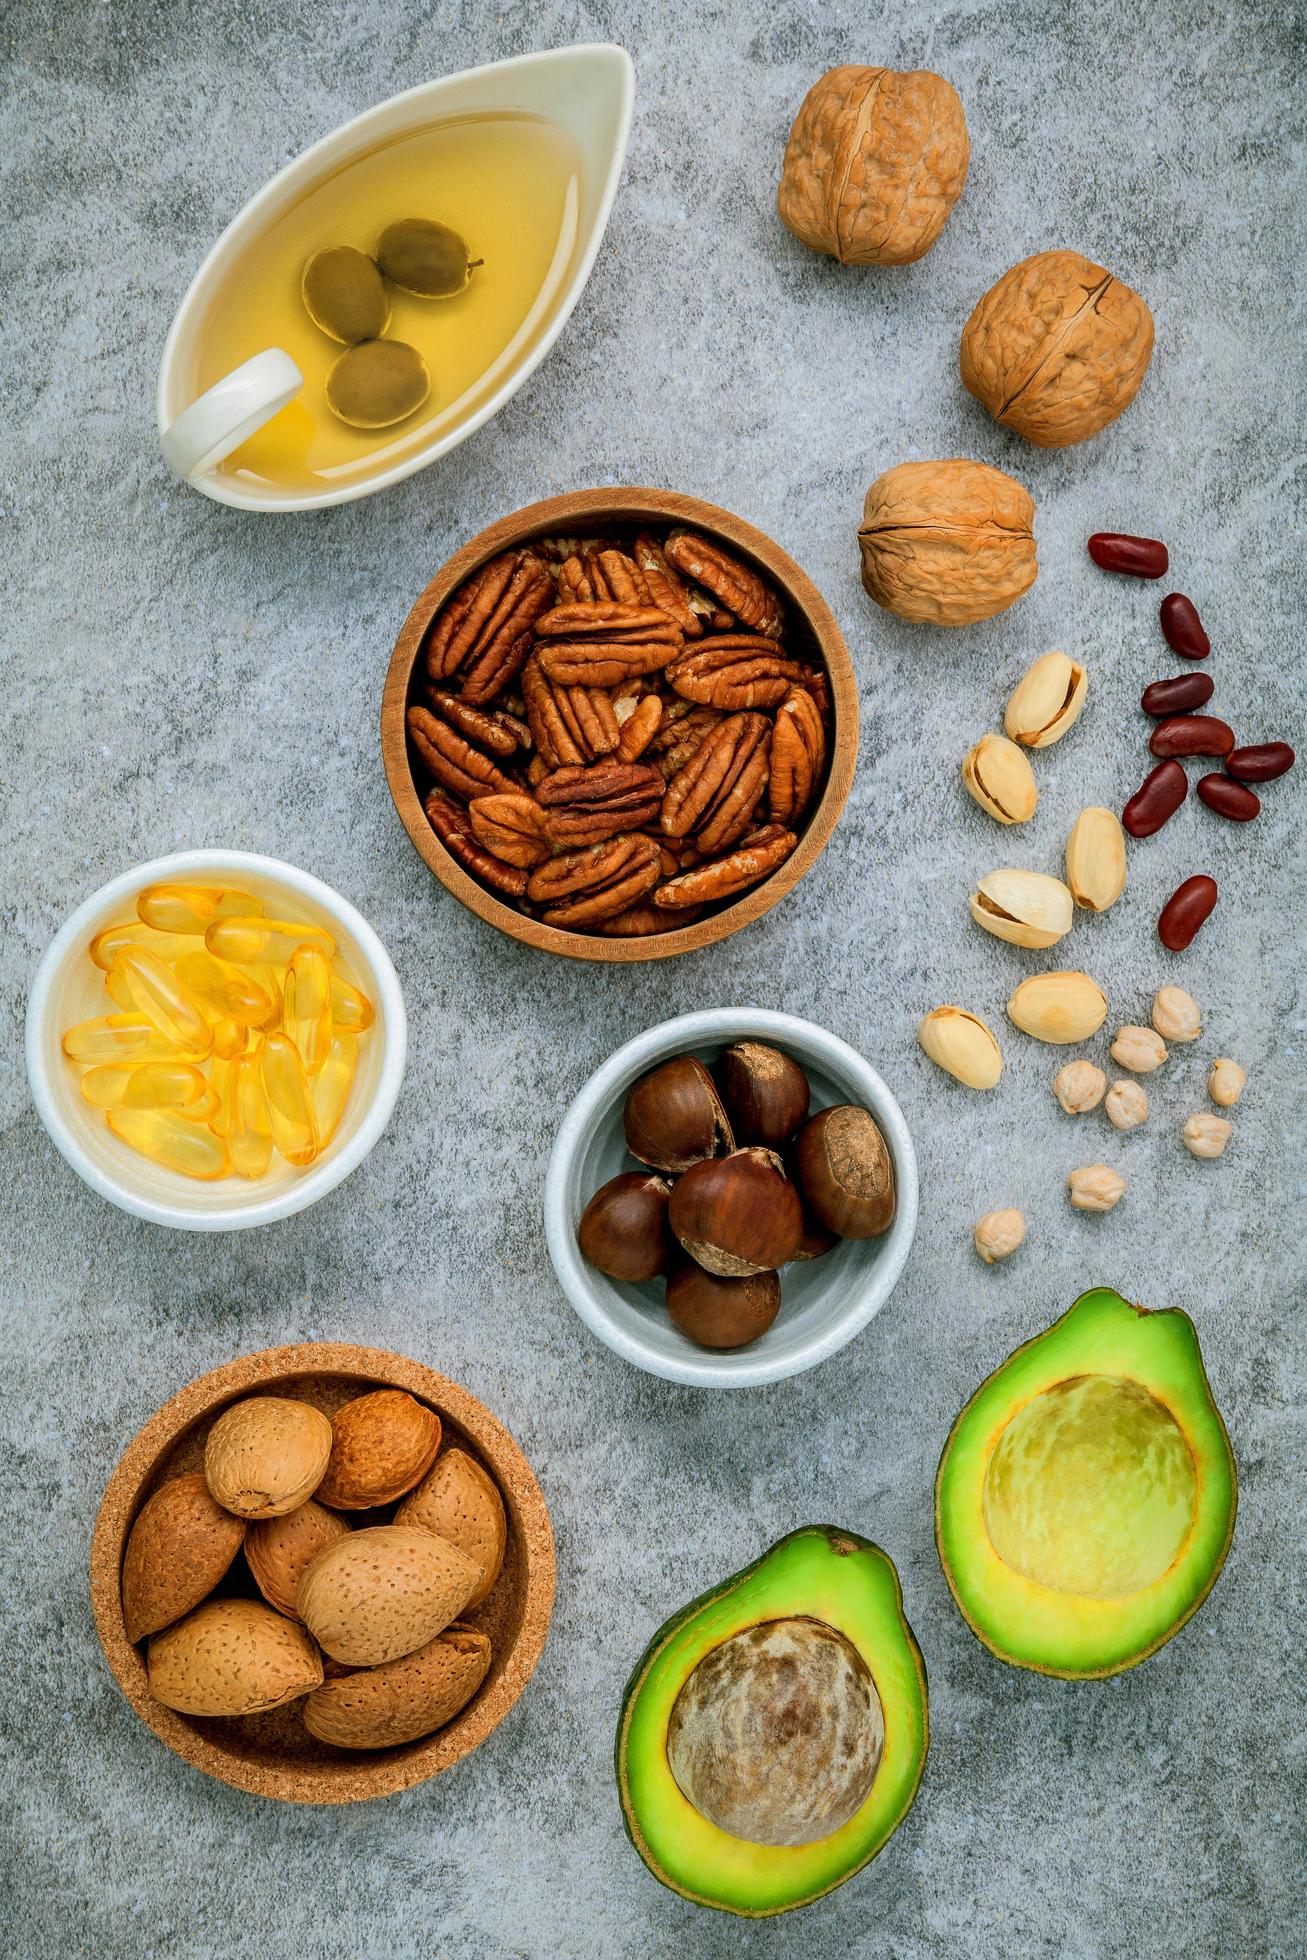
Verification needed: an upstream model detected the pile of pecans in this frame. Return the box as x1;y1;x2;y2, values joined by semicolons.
405;526;832;935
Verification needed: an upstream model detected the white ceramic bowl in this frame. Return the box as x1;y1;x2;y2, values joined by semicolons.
544;1010;918;1387
26;851;407;1230
157;45;634;510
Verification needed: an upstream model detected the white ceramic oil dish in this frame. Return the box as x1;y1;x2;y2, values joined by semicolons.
26;851;406;1230
157;45;634;510
544;1010;918;1388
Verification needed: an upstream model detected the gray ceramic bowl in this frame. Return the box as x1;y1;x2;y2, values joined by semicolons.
543;1009;918;1387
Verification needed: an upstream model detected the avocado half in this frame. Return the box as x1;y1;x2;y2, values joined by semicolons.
616;1526;928;1916
936;1287;1236;1678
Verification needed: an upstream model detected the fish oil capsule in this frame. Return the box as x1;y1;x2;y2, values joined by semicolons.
230;1050;274;1178
80;1061;208;1110
311;1031;358;1147
136;884;265;934
111;947;212;1054
330;972;375;1033
283;944;333;1074
107;1107;230;1180
89;920;203;970
261;1033;319;1166
173;950;274;1027
211;1018;249;1060
62;1015;185;1063
206;916;336;967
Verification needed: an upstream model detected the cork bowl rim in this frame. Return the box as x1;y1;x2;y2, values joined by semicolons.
380;486;860;963
89;1343;556;1805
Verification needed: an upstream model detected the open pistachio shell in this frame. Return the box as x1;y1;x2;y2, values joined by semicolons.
961;732;1038;824
302;246;391;344
1004;651;1088;748
325;339;430;429
376;217;479;297
970;869;1073;948
1065;807;1127;912
917;1006;1003;1089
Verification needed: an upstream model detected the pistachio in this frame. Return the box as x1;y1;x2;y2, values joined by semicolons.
1152;985;1201;1043
974;1207;1025;1263
1183;1113;1232;1159
917;1006;1003;1090
1068;1164;1126;1211
1105;1080;1149;1131
1065;806;1127;912
1208;1058;1246;1108
1110;1025;1167;1073
1004;650;1088;749
1052;1059;1106;1113
969;868;1073;949
961;733;1038;825
1007;971;1108;1045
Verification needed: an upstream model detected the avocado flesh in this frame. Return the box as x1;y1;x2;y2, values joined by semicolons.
616;1526;928;1916
936;1287;1236;1677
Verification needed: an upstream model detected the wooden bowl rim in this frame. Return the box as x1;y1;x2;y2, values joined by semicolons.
89;1342;556;1805
380;487;859;963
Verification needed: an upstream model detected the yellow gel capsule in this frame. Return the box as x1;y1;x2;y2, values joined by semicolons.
230;1051;274;1179
284;944;333;1075
80;1061;207;1110
112;947;212;1054
311;1031;358;1147
330;972;375;1033
173;950;274;1027
107;1107;230;1179
136;884;265;934
206;916;336;967
261;1032;319;1167
89;920;203;970
211;1018;249;1060
62;1015;185;1063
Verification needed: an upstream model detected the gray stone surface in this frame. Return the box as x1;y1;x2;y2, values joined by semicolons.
2;3;1303;1954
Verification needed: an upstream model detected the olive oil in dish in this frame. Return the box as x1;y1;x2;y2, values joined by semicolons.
191;112;582;494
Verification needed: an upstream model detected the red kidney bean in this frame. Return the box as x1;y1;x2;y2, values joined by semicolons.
1158;875;1218;950
1141;672;1214;717
1159;593;1210;659
1149;714;1235;759
1226;741;1295;782
1197;774;1260;821
1088;532;1169;578
1123;759;1188;837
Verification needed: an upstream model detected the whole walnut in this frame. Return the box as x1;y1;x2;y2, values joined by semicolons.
858;459;1037;626
777;66;969;266
960;250;1154;447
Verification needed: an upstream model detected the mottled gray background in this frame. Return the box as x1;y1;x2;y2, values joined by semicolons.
2;2;1303;1954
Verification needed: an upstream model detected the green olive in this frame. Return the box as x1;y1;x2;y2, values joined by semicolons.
375;217;480;297
301;246;391;344
325;339;430;428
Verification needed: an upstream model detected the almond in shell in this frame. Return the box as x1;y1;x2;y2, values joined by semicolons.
303;1623;493;1750
315;1389;442;1510
245;1499;352;1620
203;1395;333;1519
121;1472;247;1643
394;1448;508;1608
296;1525;481;1667
147;1598;323;1717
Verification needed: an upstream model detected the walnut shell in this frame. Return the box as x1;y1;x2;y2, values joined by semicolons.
960;249;1154;448
858;460;1037;626
778;66;969;266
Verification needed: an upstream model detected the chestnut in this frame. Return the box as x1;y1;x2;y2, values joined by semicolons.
578;1172;673;1282
666;1261;781;1350
624;1055;734;1174
715;1041;810;1148
668;1148;803;1277
794;1105;894;1240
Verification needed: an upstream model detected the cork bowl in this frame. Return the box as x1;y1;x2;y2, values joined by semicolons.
90;1344;555;1804
380;487;859;962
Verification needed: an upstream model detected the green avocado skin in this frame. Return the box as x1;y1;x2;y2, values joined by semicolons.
935;1286;1238;1679
615;1525;928;1917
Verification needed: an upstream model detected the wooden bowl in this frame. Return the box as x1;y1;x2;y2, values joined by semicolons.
380;488;859;962
90;1344;555;1804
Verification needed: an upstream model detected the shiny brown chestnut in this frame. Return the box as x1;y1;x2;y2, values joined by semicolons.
668;1148;803;1277
578;1173;674;1283
794;1105;895;1240
715;1041;810;1148
623;1056;733;1173
665;1261;781;1350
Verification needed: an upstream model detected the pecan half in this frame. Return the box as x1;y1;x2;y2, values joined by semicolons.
527;833;661;927
666;637;806;710
615;692;664;761
585;547;654;608
425;557;507;680
665;531;783;638
599;901;705;936
424;790;528;896
522;657;620;768
426;551;553;704
534;602;683;687
652;824;797;909
556;555;594;605
423;689;529;758
536;761;664;846
632;533;703;638
407;705;519;800
661;712;771;845
467;792;553;868
769;686;827;825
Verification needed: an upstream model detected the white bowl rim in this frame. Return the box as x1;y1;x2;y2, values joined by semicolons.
25;849;408;1231
543;1009;919;1388
156;44;636;512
